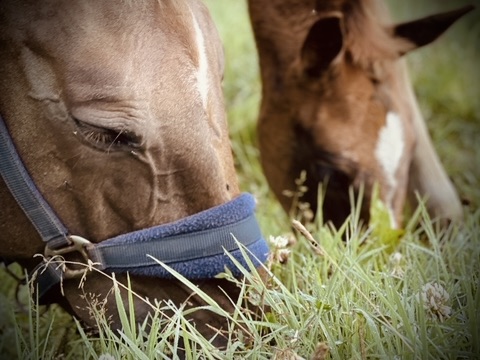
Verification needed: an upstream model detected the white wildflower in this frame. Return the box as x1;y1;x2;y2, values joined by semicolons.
267;235;291;265
389;252;404;278
419;282;452;322
269;235;289;249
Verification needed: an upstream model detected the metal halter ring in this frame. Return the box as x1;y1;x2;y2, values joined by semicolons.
44;235;93;279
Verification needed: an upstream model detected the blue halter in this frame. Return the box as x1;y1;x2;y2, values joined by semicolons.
0;115;269;299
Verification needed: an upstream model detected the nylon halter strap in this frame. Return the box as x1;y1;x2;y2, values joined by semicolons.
0;115;269;300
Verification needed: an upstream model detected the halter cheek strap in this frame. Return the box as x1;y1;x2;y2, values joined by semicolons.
0;118;71;250
0;115;269;299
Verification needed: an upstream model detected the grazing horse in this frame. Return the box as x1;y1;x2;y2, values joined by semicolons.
0;0;268;348
248;0;472;229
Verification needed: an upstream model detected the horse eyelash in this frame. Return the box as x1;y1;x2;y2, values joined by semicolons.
83;129;115;145
86;128;135;146
75;119;139;149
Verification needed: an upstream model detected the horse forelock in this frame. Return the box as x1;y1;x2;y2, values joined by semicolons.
340;0;408;70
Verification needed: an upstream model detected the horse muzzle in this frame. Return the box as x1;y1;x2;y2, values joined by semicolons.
0;114;269;300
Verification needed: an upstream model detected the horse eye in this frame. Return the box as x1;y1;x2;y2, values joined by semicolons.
74;118;141;150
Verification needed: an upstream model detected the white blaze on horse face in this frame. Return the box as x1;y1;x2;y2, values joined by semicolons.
190;9;209;109
375;112;405;228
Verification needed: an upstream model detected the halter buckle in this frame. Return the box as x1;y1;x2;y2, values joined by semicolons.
44;235;93;279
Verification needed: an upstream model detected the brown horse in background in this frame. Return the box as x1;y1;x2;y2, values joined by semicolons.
248;0;472;229
0;0;268;350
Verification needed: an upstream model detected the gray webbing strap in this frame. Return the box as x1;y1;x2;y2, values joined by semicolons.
91;213;262;268
0;115;70;249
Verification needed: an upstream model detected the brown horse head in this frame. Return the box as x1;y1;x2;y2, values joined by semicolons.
0;0;268;347
248;0;471;228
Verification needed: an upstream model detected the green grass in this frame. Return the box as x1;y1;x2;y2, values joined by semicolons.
1;1;479;359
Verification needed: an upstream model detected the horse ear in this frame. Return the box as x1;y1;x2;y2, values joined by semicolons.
393;5;474;55
301;15;344;77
